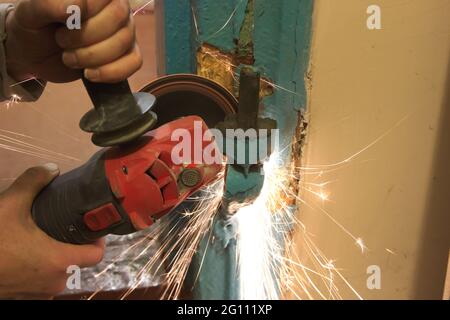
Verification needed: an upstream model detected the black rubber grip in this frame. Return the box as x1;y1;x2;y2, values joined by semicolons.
82;77;137;115
32;151;135;244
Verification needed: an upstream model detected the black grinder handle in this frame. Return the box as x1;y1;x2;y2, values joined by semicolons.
81;76;137;113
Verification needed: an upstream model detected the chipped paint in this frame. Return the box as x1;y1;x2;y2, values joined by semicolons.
197;44;236;94
197;44;274;99
236;0;255;65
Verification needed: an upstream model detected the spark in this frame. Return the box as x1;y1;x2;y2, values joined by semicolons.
317;192;329;201
191;4;200;43
203;0;245;41
93;234;155;280
200;48;303;98
298;112;412;171
132;0;154;16
236;196;279;299
0;129;81;161
0;129;58;145
10;76;45;89
92;166;227;300
298;194;368;251
261;78;301;97
235;149;364;300
158;177;225;300
385;248;397;255
0;133;81;162
304;180;337;188
304;187;330;202
250;147;366;252
355;238;367;254
28;105;82;143
5;94;21;109
0;142;76;163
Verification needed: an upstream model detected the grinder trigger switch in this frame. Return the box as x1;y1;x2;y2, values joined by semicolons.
83;203;122;232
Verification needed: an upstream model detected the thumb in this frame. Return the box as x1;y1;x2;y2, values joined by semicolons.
7;164;60;208
57;239;106;269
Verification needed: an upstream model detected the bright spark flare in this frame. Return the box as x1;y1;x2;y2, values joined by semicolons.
235;155;284;300
355;238;367;254
235;150;364;300
132;0;154;16
6;94;21;109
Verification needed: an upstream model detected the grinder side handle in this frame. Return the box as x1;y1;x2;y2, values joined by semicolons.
81;76;137;113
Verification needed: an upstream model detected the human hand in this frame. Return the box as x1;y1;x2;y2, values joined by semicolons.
5;0;142;83
0;164;104;299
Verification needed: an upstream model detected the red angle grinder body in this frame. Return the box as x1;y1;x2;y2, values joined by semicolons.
32;116;224;244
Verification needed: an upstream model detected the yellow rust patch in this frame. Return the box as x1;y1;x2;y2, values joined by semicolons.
197;44;274;99
197;44;236;95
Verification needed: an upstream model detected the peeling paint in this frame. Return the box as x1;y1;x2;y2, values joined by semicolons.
197;44;236;94
289;111;309;205
237;0;255;65
197;44;274;100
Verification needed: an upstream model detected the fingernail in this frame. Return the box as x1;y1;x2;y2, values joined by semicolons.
62;51;79;68
84;69;100;81
43;163;59;174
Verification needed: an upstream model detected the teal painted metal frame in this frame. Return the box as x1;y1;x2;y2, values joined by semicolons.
162;0;314;299
162;0;197;74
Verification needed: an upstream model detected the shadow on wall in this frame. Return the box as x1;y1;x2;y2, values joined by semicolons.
414;62;450;299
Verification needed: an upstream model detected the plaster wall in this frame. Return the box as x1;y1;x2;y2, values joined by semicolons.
291;0;450;299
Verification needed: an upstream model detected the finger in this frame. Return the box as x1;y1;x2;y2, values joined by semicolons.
31;52;81;83
55;0;131;50
14;0;112;29
55;239;105;268
62;20;135;69
84;45;143;83
7;164;60;210
6;18;61;62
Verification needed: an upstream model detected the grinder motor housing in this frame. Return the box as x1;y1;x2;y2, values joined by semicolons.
32;116;224;245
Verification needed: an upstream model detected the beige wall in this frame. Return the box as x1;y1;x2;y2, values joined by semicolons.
292;0;450;299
